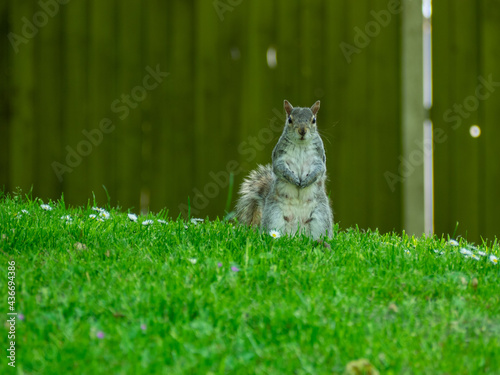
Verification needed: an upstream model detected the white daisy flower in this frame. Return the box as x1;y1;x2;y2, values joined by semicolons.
489;255;498;265
190;218;204;225
404;249;411;255
471;254;480;261
21;209;29;214
460;248;473;256
142;220;154;226
449;239;459;246
99;210;110;220
269;230;281;239
89;214;103;222
157;219;167;224
92;207;110;219
187;258;197;264
433;249;445;255
477;251;487;257
60;215;72;222
41;204;53;211
128;213;138;222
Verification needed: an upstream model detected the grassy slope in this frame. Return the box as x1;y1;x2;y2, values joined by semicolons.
0;193;499;375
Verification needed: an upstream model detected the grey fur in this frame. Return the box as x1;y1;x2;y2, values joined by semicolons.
235;164;274;226
236;100;333;240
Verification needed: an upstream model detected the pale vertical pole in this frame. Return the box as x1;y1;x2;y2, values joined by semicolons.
401;0;425;235
423;2;434;236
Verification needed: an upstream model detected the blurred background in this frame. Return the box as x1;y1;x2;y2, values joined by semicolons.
1;0;499;243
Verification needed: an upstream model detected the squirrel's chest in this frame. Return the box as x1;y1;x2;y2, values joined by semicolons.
284;146;316;179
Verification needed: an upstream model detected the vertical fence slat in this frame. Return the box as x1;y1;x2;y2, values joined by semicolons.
276;0;301;103
145;0;170;214
299;1;324;103
0;2;9;188
451;0;480;240
61;1;89;205
192;0;222;216
114;0;143;211
239;0;264;170
369;0;402;233
35;2;63;201
241;0;276;167
335;1;371;229
324;0;349;226
219;1;250;214
432;0;454;238
481;0;500;240
87;0;117;206
401;0;424;235
8;0;36;194
433;0;483;241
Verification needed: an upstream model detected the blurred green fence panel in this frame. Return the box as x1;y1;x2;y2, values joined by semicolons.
0;0;8;186
3;0;403;234
432;0;500;242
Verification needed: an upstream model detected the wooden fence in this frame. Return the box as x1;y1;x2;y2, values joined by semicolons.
432;0;500;242
1;0;499;242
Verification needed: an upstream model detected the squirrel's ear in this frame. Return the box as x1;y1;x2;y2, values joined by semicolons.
284;100;293;116
311;101;320;116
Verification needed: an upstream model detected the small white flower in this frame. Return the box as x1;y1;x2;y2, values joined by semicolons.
142;220;154;226
157;219;167;224
60;215;72;222
471;254;480;261
489;255;498;265
433;249;445;255
449;239;459;246
269;230;281;239
41;204;53;211
92;207;110;219
404;249;411;255
460;248;473;256
128;213;138;222
99;210;110;220
89;214;103;222
21;209;29;214
477;251;487;257
190;218;204;225
187;258;197;264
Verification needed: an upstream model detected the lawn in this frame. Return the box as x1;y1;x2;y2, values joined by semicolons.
1;191;499;374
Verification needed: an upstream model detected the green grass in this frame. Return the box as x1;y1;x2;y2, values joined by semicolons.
1;191;499;375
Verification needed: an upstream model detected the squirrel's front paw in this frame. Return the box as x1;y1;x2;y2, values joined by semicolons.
299;176;310;188
284;172;300;187
292;177;302;187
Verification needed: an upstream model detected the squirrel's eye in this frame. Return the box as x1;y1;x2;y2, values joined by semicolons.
312;117;316;124
288;117;293;124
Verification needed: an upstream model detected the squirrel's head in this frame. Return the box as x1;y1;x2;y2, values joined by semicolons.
284;100;320;142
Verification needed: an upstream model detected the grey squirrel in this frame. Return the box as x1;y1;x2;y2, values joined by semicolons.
235;100;333;239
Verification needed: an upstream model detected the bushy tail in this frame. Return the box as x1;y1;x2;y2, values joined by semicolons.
235;164;274;226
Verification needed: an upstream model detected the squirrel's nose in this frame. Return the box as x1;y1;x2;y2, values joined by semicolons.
298;128;306;136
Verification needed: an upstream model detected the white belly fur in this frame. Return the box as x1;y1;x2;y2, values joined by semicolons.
278;178;318;233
